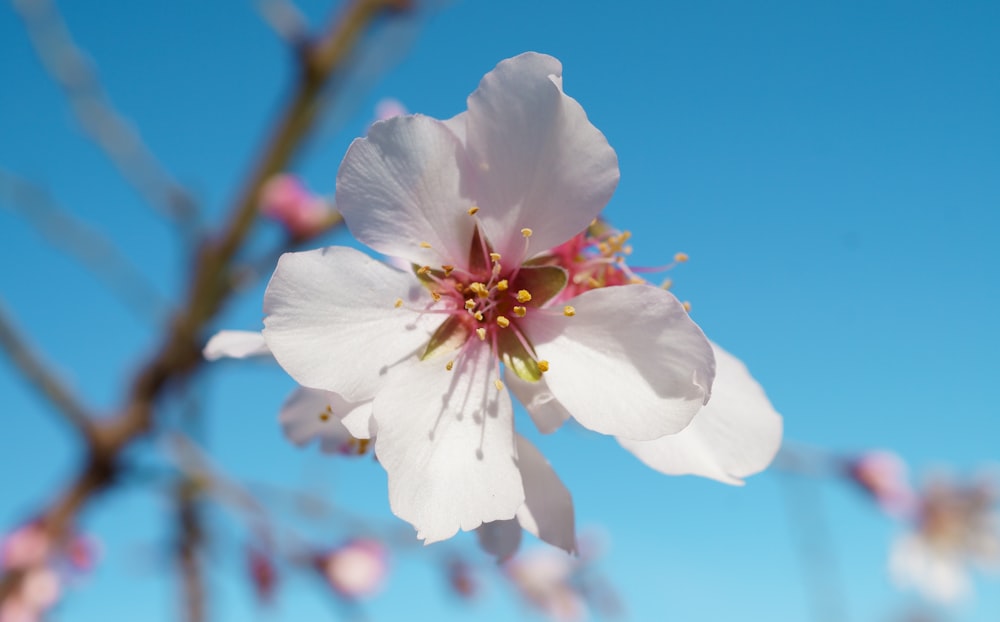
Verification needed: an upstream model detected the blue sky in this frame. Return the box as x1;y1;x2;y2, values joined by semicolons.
2;1;999;621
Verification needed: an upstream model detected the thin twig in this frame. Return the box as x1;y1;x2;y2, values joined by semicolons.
0;169;169;323
11;0;199;229
176;477;207;622
0;301;96;439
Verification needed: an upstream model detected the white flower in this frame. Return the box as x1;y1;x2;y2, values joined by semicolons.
890;474;1000;603
261;52;716;544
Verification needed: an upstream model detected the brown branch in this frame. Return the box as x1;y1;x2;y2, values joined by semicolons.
0;169;169;323
0;301;97;439
0;0;411;605
11;0;199;228
176;478;207;622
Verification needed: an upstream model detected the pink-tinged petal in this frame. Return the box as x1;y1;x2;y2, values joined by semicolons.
515;435;576;554
522;285;714;441
504;369;570;434
279;387;374;453
442;112;467;146
477;519;522;562
618;343;782;484
373;342;524;543
464;52;619;261
336;115;476;270
263;246;440;401
203;330;271;361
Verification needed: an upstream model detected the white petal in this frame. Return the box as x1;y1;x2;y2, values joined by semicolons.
515;435;576;554
521;285;714;441
504;369;570;434
618;343;783;484
890;534;970;602
203;330;271;361
477;519;522;561
443;112;467;146
465;52;619;262
373;342;524;543
336;115;477;270
279;387;373;453
262;246;441;401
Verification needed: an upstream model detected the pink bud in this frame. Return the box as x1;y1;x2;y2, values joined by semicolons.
847;451;917;518
259;174;335;238
247;547;278;605
373;98;408;123
318;539;388;600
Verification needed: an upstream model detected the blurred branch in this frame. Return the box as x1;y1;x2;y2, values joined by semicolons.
0;169;169;322
0;301;97;439
0;0;412;605
11;0;199;229
176;477;207;622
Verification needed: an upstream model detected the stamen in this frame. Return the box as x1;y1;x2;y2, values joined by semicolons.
494;379;504;391
682;301;692;312
319;413;330;422
464;299;476;310
660;278;673;290
496;279;508;291
521;228;533;237
476;327;487;341
674;252;689;263
442;265;455;276
431;291;442;301
516;289;532;303
512;305;526;317
474;311;484;321
469;282;490;298
563;305;576;317
489;252;501;262
496;316;510;328
446;360;454;371
537;360;550;373
419;241;432;249
468;206;480;215
416;265;431;275
394;298;403;308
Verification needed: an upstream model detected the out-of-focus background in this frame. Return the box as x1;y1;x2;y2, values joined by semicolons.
2;1;998;620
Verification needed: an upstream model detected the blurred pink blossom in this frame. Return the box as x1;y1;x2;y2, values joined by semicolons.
317;538;388;600
373;97;408;123
846;451;917;518
259;174;336;239
505;548;586;622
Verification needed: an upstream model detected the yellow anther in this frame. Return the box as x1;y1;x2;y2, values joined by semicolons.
416;265;431;275
325;405;333;413
496;316;510;328
494;379;504;391
470;282;490;298
623;245;633;255
620;230;632;242
660;278;673;290
521;228;533;237
537;360;550;373
682;301;692;312
476;327;487;341
474;311;484;321
496;279;508;291
419;241;432;249
629;277;645;285
512;305;527;317
516;289;532;303
674;252;689;263
394;298;403;308
446;360;454;371
442;265;454;276
587;277;601;288
468;206;480;215
431;291;442;301
490;252;501;262
598;242;610;255
319;413;330;422
464;298;476;310
563;305;576;317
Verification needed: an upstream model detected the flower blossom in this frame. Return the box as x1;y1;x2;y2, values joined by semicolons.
260;52;717;544
316;538;389;600
521;220;784;484
259;174;338;239
890;473;1000;602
